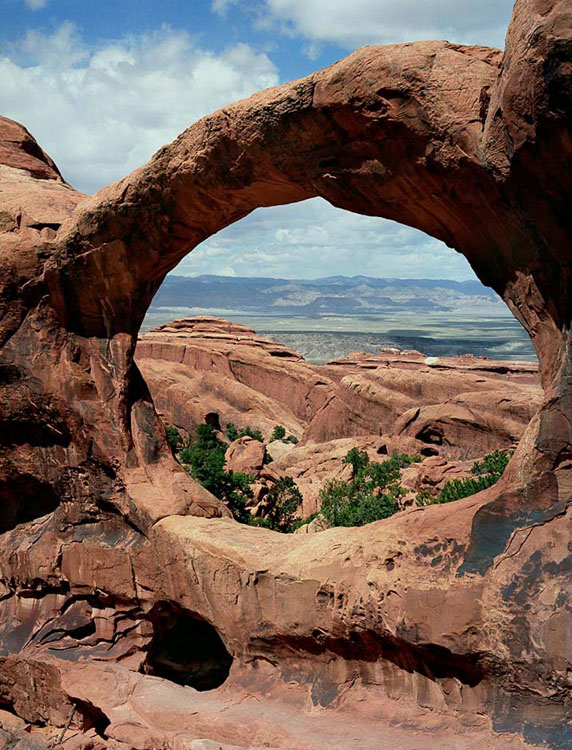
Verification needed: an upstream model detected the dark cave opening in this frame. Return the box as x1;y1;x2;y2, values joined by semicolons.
143;601;233;691
204;411;222;431
416;425;444;446
73;698;111;735
0;475;59;534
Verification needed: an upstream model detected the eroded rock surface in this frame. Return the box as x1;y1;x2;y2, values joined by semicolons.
136;318;312;441
138;318;540;459
138;319;542;516
1;0;572;747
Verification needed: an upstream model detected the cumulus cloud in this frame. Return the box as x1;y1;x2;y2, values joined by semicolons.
176;198;476;281
211;0;238;16
250;0;513;49
0;24;279;192
24;0;49;10
1;16;485;280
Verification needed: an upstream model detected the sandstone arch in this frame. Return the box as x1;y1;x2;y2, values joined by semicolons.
1;0;572;745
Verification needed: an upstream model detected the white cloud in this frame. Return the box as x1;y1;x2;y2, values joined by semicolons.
25;0;49;10
176;198;477;281
18;22;87;66
217;265;236;276
254;0;514;49
211;0;239;16
0;24;279;192
1;17;488;281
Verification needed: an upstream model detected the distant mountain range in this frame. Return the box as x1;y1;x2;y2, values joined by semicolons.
151;274;503;315
145;274;535;363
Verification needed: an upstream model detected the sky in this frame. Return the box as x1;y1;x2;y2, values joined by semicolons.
0;0;515;280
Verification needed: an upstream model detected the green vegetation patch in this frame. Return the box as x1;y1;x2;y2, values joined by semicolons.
225;422;264;443
431;449;513;504
167;423;302;532
165;420;513;534
249;476;302;533
319;451;421;528
169;424;253;523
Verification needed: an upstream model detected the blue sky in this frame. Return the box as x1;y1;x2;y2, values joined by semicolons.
0;0;515;280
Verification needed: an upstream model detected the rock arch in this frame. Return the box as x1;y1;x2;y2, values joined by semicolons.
1;0;572;743
46;0;572;510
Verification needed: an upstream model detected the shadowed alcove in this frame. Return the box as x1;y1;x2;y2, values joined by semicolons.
0;476;59;534
143;601;233;691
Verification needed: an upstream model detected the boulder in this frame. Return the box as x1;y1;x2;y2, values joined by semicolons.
225;436;266;474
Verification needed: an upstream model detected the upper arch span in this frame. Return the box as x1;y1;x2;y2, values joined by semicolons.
41;0;571;395
50;42;507;337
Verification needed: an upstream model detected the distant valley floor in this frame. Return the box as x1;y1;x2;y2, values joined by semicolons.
143;307;536;363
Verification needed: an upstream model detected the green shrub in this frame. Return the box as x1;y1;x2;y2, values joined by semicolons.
165;425;183;452
225;422;239;442
174;423;304;530
179;424;253;522
316;444;513;524
318;450;419;528
271;425;286;441
241;426;264;442
257;476;303;533
436;474;499;504
360;452;420;487
284;435;299;444
342;447;369;477
416;489;433;505
225;422;264;443
435;449;513;504
471;449;512;477
179;424;224;476
319;478;398;527
213;470;253;524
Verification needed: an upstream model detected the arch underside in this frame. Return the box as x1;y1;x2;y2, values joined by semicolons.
1;0;572;744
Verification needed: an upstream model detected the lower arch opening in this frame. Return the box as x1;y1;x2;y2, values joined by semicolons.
0;475;60;534
143;601;233;691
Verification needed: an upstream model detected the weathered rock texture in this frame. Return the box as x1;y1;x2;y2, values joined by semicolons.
137;318;540;459
1;0;572;747
138;318;541;515
136;318;314;440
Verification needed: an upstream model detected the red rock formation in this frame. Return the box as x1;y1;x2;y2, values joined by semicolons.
1;1;571;746
225;436;266;474
0;115;63;181
136;318;317;439
139;319;538;515
309;349;541;453
138;318;541;460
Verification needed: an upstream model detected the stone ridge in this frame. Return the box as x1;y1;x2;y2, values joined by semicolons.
137;316;542;465
328;348;538;382
149;316;303;360
0;115;63;181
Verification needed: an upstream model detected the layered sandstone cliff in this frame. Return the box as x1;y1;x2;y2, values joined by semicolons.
137;317;540;453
